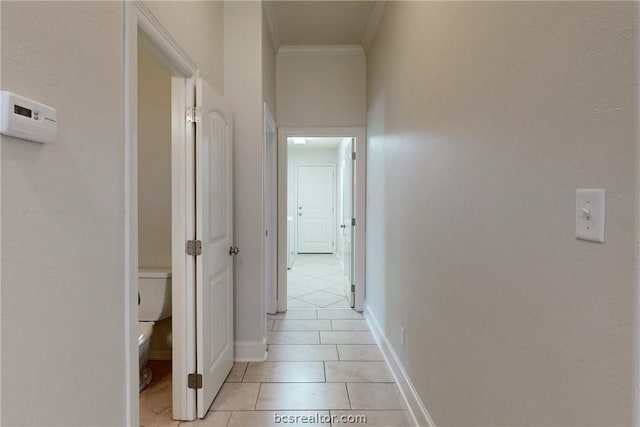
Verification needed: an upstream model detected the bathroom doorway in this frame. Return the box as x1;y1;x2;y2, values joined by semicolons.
136;35;175;424
126;3;236;423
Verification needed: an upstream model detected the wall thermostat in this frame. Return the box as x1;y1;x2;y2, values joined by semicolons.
0;91;57;144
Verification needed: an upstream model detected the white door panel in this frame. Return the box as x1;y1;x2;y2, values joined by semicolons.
341;140;354;307
196;78;233;418
297;165;335;253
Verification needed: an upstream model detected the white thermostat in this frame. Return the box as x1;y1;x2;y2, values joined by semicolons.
0;91;57;144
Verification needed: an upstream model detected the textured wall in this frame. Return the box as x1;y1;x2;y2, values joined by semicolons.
277;54;366;127
145;1;224;94
224;1;267;351
263;8;277;121
366;2;639;425
138;47;172;269
1;2;126;424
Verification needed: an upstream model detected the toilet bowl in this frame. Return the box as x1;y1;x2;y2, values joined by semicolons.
138;268;172;392
138;322;154;391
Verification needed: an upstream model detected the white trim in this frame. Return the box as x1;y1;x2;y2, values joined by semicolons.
234;340;268;362
277;127;366;313
124;7;139;426
263;1;281;52
171;75;198;421
277;45;365;57
133;1;197;77
264;103;278;316
125;1;199;423
362;1;387;52
364;303;436;427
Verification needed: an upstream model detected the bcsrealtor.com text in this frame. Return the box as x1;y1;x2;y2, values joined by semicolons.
274;413;367;424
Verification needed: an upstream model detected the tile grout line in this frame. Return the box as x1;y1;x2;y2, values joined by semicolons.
240;361;248;382
344;382;353;410
254;382;262;410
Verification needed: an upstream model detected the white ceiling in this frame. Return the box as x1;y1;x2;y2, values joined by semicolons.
267;1;380;47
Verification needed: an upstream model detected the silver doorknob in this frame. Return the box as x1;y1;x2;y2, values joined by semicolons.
229;246;240;256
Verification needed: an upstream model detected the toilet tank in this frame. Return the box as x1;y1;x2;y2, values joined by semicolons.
139;268;172;321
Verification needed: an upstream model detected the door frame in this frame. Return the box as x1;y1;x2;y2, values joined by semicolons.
125;2;199;423
263;104;278;316
295;163;336;254
276;127;366;312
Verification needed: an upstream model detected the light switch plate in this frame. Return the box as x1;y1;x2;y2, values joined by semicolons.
576;189;605;243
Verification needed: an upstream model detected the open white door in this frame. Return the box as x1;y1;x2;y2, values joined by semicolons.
195;78;234;418
341;140;355;307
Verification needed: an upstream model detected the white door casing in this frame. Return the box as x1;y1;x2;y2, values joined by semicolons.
264;103;277;315
276;127;366;313
195;78;234;418
297;164;335;254
341;139;355;307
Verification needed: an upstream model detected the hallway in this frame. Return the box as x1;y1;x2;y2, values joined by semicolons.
140;309;413;426
184;308;412;426
287;255;351;310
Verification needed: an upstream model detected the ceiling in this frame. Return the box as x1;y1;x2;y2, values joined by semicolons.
267;1;381;48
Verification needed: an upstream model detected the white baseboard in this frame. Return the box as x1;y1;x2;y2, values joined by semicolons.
364;303;436;427
234;339;268;362
148;350;172;361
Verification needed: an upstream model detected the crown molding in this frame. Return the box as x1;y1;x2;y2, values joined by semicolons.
362;0;387;52
277;45;365;57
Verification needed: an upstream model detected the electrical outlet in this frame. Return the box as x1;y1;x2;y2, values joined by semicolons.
400;325;405;348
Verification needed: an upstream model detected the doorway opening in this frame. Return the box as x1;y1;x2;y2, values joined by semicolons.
126;3;235;424
136;35;175;424
270;127;366;319
288;138;350;310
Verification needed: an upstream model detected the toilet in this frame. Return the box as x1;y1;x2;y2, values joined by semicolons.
138;268;172;392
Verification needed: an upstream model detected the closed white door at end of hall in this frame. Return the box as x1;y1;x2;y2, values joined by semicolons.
297;164;335;253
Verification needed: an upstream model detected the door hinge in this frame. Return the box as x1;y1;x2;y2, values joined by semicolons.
351;284;355;293
186;240;202;256
186;106;202;123
187;373;203;389
351;218;356;226
352;152;356;160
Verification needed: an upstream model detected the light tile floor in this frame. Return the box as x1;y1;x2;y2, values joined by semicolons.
181;308;414;426
139;252;412;426
142;309;414;426
287;254;351;309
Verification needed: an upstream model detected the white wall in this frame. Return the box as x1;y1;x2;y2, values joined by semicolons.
0;1;225;424
145;1;224;94
1;2;126;424
366;2;639;425
224;1;267;356
137;47;173;359
262;8;277;121
138;47;172;269
287;145;339;255
276;53;366;127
